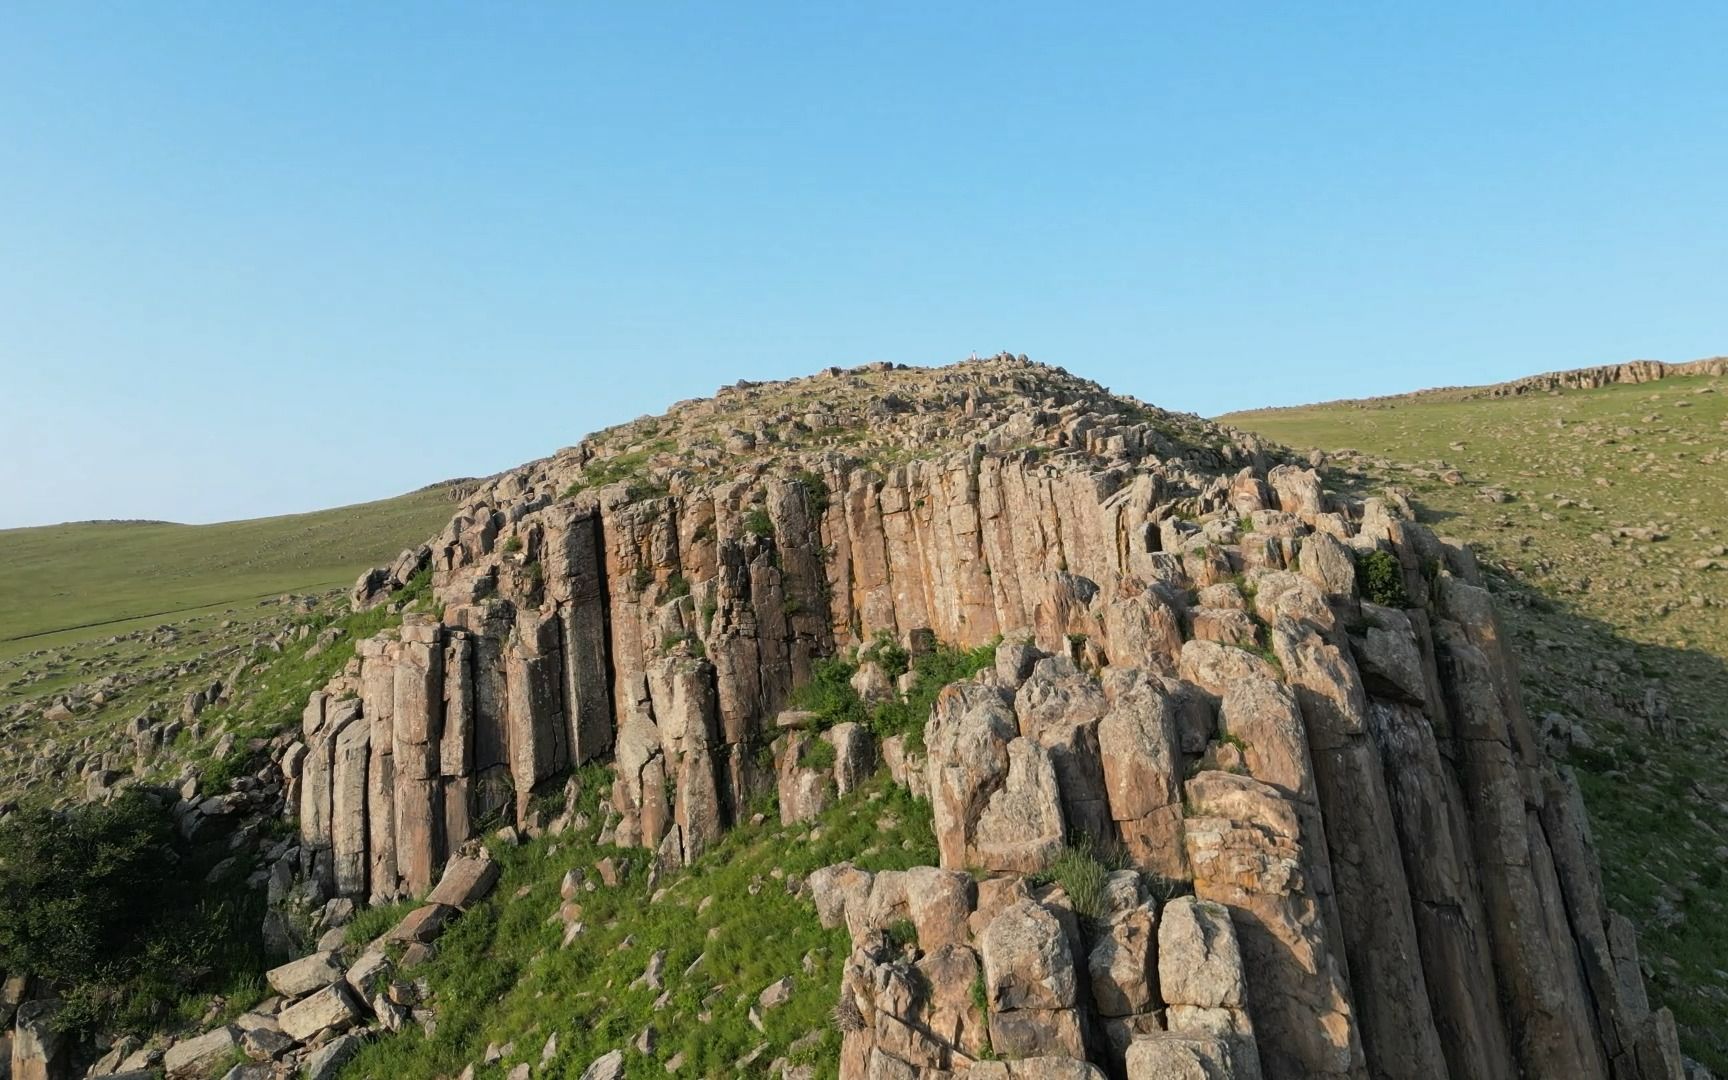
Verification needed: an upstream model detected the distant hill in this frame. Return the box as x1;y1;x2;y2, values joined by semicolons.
0;485;464;655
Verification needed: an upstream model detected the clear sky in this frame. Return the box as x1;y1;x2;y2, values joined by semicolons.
2;4;1724;528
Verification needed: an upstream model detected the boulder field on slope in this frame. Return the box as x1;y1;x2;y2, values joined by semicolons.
199;356;1688;1079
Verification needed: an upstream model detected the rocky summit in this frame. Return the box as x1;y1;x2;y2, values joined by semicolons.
6;356;1697;1080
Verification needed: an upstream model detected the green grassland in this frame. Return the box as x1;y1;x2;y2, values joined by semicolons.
0;485;461;661
0;486;461;804
1225;370;1728;1068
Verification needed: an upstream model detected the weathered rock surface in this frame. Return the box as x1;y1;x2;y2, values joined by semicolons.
262;356;1680;1080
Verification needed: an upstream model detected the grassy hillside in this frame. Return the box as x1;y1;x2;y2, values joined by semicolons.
0;486;462;803
0;486;462;659
343;774;937;1080
1225;370;1728;1068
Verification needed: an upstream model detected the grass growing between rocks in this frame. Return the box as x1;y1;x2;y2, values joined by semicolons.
1226;369;1728;1069
790;639;999;752
341;775;939;1080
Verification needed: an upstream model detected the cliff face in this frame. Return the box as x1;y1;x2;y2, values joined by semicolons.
286;356;1684;1079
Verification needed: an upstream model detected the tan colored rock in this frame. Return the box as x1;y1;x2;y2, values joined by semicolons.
826;721;874;797
969;1058;1106;1079
1159;896;1244;1009
386;903;455;944
1089;899;1156;1017
330;709;370;898
1365;699;1517;1080
278;983;361;1042
1437;621;1610;1080
160;1025;238;1078
394;624;446;897
1125;1031;1239;1079
10;1000;66;1080
925;680;1017;869
426;853;500;909
265;950;344;999
1097;668;1186;879
1298;531;1358;600
981;899;1078;1012
1267;464;1325;522
809;861;875;933
904;865;976;951
1015;656;1112;841
1183;770;1362;1079
970;738;1066;873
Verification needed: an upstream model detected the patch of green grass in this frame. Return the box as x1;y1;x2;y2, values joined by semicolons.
345;899;421;948
339;776;937;1080
787;640;999;754
1030;836;1125;929
798;735;837;771
859;632;909;680
562;451;655;500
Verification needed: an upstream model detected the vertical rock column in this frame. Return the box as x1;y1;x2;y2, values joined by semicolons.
1271;607;1447;1080
359;638;399;903
1182;769;1365;1080
1436;611;1611;1080
543;506;613;766
329;698;369;899
394;615;446;898
441;629;476;850
1097;668;1187;881
504;608;569;819
1355;598;1518;1080
299;691;335;893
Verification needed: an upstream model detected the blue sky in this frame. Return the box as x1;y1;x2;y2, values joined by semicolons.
2;4;1724;528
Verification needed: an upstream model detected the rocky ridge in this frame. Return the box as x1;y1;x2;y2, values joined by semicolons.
286;356;1687;1078
14;355;1695;1078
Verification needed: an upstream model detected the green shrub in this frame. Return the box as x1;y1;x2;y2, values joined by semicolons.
799;736;837;771
867;640;999;752
0;792;263;1034
744;507;775;537
794;470;831;516
787;638;997;755
789;658;867;729
1357;549;1410;607
860;632;910;679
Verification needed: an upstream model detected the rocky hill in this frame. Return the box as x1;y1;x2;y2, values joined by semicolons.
1226;365;1728;1073
2;357;1701;1079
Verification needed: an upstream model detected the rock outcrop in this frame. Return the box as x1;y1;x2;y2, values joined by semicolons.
274;356;1682;1079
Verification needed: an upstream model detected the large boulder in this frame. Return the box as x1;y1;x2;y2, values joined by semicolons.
426;852;501;909
980;899;1086;1059
265;950;344;999
161;1026;239;1078
278;983;361;1043
11;1000;66;1080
